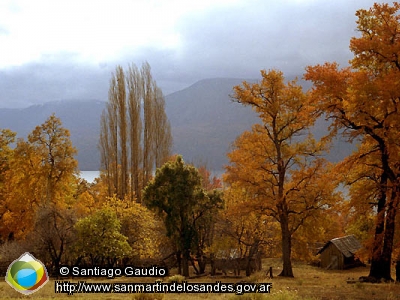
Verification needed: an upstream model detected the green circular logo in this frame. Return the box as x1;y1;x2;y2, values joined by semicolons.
5;252;49;295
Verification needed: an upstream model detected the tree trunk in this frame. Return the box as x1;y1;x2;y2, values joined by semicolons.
197;254;207;274
246;241;259;276
245;256;252;277
210;253;216;275
279;216;294;277
176;250;182;275
368;188;399;281
369;175;388;280
380;189;399;281
190;256;199;275
182;249;190;277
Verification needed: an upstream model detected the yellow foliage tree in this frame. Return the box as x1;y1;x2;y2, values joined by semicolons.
214;183;279;261
104;195;169;262
225;70;340;277
0;129;16;240
0;115;78;240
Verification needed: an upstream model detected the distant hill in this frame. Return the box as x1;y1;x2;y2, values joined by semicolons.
165;78;354;170
0;78;354;172
0;100;105;171
165;78;259;170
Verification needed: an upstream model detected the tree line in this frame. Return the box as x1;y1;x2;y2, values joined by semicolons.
223;2;400;280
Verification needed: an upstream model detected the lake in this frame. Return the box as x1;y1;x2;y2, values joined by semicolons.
79;170;224;184
79;171;100;183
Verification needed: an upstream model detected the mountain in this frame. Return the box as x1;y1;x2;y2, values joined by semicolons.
165;78;259;171
0;78;354;172
166;78;355;170
0;100;106;170
0;78;259;172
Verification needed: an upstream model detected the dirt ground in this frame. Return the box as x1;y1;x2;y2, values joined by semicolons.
1;258;400;299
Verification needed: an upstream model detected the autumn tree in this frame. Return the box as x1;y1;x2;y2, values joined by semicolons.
104;195;169;263
142;63;154;188
27;114;78;205
29;205;76;275
143;156;222;277
23;115;77;268
225;70;339;277
305;2;400;281
73;208;131;267
0;129;16;241
192;165;223;274
0;115;78;240
127;64;142;203
99;62;172;202
153;88;173;169
0;115;82;274
214;183;278;276
0;129;15;184
2;139;45;238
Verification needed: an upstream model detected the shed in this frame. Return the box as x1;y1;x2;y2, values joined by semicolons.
317;235;362;270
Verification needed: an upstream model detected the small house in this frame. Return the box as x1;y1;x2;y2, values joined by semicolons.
317;235;362;270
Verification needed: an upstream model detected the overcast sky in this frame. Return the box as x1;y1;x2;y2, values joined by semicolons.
0;0;385;108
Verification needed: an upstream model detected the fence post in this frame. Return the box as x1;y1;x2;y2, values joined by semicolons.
267;266;273;278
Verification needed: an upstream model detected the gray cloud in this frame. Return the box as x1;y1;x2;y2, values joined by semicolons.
0;58;111;107
173;0;363;77
0;0;383;108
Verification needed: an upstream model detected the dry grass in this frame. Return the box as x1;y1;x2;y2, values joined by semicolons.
1;259;400;299
266;259;400;300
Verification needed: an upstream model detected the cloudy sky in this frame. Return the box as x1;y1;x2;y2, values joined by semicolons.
0;0;385;108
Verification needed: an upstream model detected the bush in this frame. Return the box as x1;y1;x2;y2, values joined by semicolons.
166;274;186;283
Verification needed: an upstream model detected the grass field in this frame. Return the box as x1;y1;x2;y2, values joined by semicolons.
1;259;400;299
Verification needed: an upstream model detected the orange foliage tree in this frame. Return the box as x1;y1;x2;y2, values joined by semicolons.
0;115;78;242
305;2;400;281
214;183;279;274
0;129;16;240
225;70;339;277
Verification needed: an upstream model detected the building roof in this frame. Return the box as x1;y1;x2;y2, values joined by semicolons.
317;235;362;258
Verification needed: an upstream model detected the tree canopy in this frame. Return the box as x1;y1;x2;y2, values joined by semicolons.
0;115;78;241
73;208;132;266
143;155;222;277
225;69;339;277
305;2;400;281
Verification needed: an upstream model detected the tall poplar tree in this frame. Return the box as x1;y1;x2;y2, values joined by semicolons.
127;64;142;203
99;62;172;202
